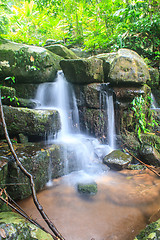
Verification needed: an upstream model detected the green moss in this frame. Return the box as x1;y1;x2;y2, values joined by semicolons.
135;219;160;240
127;164;146;170
0;212;53;240
77;182;98;195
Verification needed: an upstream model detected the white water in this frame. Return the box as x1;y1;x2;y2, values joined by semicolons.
35;71;116;179
151;92;159;110
100;86;116;149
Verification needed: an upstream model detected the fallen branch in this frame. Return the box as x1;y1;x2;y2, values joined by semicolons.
0;91;65;240
124;148;160;177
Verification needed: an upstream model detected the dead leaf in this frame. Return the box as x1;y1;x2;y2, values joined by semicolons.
0;228;6;238
30;55;34;62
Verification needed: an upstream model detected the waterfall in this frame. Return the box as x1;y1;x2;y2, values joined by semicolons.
35;70;80;138
100;84;116;149
34;71;116;177
151;92;159;109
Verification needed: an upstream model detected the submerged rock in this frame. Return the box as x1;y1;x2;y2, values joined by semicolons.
77;181;98;195
96;48;150;85
0;212;53;240
0;105;60;139
0;39;62;84
45;44;79;59
103;150;132;170
60;58;104;84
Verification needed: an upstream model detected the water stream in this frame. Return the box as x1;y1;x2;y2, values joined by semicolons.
18;169;160;240
21;71;160;239
35;71;114;177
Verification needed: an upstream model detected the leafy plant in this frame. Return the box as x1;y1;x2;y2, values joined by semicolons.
5;76;16;84
1;76;19;105
0;0;160;66
131;94;158;142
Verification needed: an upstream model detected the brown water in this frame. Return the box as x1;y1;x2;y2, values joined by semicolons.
18;169;160;240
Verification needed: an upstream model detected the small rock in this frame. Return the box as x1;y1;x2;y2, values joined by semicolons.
103;150;132;170
77;181;98;195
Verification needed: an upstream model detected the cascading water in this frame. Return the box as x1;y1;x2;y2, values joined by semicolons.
35;70;116;179
100;85;116;149
35;71;80;138
151;92;159;110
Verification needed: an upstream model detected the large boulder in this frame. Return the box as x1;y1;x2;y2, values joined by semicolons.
0;106;60;139
0;212;53;240
0;39;63;84
60;58;104;84
45;44;79;59
96;48;150;85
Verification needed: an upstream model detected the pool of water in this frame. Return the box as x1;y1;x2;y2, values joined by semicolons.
18;169;160;240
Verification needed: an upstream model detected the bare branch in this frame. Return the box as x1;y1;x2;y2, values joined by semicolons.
124;148;160;177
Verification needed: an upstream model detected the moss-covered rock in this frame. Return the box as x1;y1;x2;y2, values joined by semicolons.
141;133;160;153
0;105;60;139
0;86;16;98
0;40;63;84
14;83;39;99
0;212;53;240
79;108;107;141
45;44;79;59
103;150;132;170
113;84;151;104
96;49;150;85
134;219;160;240
60;58;104;84
77;181;98;195
120;131;141;152
0;142;63;200
139;144;160;167
74;83;102;108
148;67;159;87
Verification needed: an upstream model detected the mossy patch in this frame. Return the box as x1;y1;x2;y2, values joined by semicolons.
77;182;98;195
134;219;160;240
0;212;53;240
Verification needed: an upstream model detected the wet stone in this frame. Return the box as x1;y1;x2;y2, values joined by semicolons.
103;150;132;170
77;181;98;195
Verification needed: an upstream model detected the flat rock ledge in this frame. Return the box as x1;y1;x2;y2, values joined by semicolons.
0;105;60;139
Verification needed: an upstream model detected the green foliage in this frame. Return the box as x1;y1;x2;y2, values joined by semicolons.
0;0;160;65
4;76;16;84
1;76;19;105
131;95;158;142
